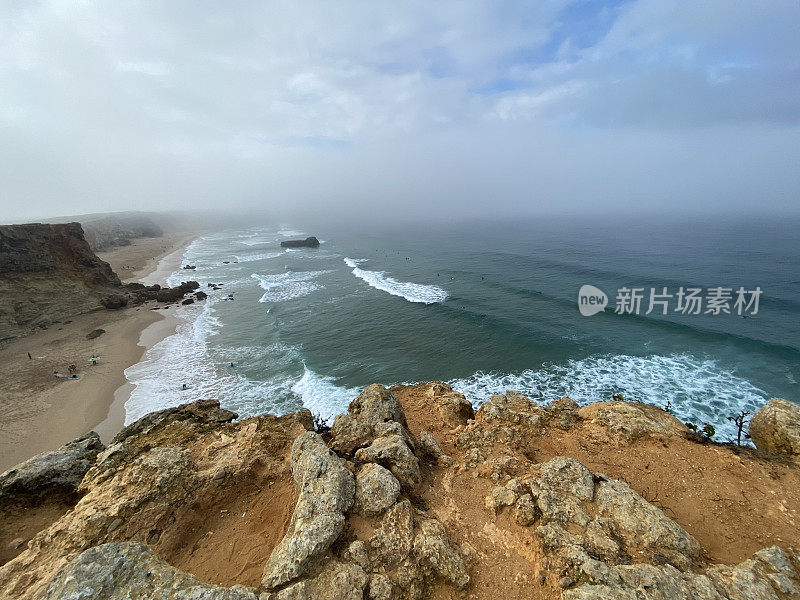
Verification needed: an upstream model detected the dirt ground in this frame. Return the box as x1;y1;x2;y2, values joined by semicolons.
394;383;800;568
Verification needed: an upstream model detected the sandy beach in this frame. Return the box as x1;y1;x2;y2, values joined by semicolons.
0;233;193;473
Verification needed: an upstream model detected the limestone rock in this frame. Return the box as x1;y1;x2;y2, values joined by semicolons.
413;519;470;589
594;477;700;571
528;457;700;574
263;432;355;589
354;463;401;516
368;573;397;600
749;399;800;456
330;385;408;454
418;430;451;465
0;432;104;502
370;499;416;569
274;558;367;600
427;383;474;427
44;541;257;600
578;401;688;442
113;399;240;444
354;434;421;490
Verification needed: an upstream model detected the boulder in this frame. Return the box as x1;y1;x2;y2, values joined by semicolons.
426;382;474;426
0;432;104;502
272;558;368;600
262;432;355;589
413;519;470;589
369;499;416;569
578;401;688;442
354;434;421;491
330;384;408;454
102;294;128;309
112;399;239;445
749;399;800;455
44;542;257;600
353;463;400;516
527;457;700;573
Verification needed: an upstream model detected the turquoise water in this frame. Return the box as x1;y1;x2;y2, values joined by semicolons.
124;216;800;442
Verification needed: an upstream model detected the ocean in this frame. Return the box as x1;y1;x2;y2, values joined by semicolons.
124;215;800;443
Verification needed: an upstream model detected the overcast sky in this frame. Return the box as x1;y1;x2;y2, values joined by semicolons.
1;0;798;223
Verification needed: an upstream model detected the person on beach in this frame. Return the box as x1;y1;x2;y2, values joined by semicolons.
28;352;32;360
90;355;98;365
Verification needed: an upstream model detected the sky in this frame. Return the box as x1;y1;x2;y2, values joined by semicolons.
0;0;799;223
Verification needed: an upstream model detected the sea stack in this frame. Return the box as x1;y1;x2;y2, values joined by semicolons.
281;236;320;248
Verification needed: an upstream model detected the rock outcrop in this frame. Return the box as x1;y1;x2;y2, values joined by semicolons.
750;399;800;456
2;387;800;600
78;213;163;252
262;432;355;589
0;222;199;343
44;542;257;600
0;223;123;341
280;237;320;248
0;432;104;504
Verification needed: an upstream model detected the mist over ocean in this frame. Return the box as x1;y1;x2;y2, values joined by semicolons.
124;216;800;442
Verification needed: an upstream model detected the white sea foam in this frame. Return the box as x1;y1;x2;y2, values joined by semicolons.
279;228;305;237
291;367;360;422
233;251;283;263
448;353;769;443
344;257;447;304
251;270;332;302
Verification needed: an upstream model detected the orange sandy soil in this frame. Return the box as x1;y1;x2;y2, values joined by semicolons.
2;384;798;599
394;384;800;569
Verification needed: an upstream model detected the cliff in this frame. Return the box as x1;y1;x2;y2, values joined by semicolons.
0;223;123;342
80;214;163;252
0;223;204;343
1;385;799;600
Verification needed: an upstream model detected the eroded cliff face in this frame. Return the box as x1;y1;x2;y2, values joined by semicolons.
80;214;163;252
0;223;122;342
1;387;799;600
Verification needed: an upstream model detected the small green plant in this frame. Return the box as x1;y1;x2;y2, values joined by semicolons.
726;410;751;446
701;423;715;440
685;421;698;432
612;393;625;402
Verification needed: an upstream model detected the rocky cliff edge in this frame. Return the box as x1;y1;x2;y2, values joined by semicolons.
1;387;799;600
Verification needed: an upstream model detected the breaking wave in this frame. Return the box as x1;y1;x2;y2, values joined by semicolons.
344;257;447;304
251;270;332;302
449;353;769;443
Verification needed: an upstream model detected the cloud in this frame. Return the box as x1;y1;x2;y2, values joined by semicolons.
0;0;798;222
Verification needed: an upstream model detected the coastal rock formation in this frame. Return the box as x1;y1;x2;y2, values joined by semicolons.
77;213;163;253
0;223;123;341
2;385;800;600
0;433;104;503
262;432;355;589
44;542;257;600
280;237;320;248
0;222;198;343
750;399;800;456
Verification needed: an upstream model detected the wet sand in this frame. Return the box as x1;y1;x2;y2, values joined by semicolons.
0;233;193;473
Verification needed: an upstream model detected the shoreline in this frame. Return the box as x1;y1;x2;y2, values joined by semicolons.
0;234;194;472
94;243;190;440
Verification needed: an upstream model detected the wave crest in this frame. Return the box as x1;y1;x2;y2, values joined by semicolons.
344;257;447;304
449;353;768;443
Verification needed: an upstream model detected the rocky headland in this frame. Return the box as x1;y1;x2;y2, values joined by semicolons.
1;385;799;600
0;222;202;343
